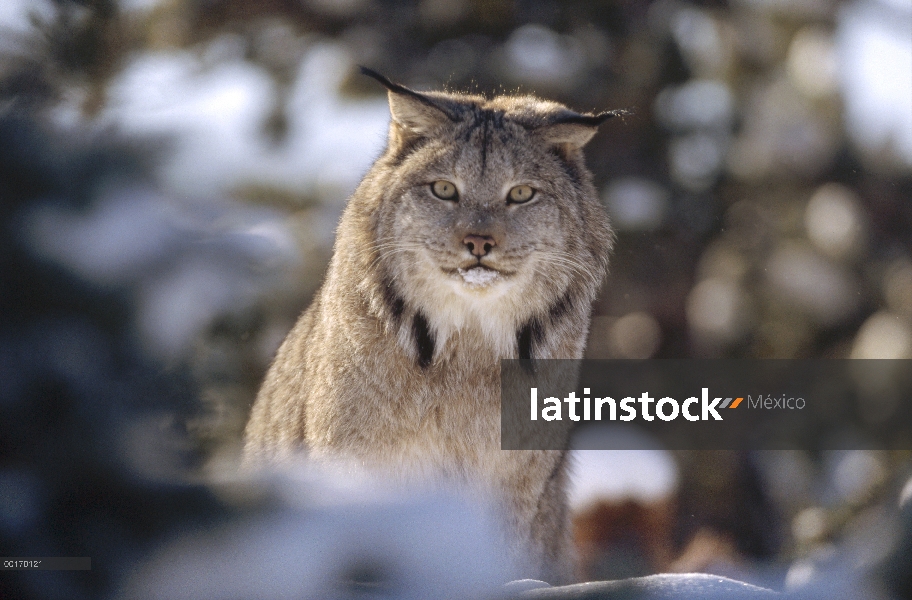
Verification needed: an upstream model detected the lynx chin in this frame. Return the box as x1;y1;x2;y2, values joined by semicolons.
244;67;621;584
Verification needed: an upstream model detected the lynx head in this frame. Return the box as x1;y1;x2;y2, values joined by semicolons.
352;68;620;365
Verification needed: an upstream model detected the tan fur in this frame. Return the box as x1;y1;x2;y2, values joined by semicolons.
244;71;616;583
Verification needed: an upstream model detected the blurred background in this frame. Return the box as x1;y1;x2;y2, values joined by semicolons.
1;0;911;598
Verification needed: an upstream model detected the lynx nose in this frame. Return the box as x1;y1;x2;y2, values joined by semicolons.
463;234;496;257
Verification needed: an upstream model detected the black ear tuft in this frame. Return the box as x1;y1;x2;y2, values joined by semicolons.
359;66;458;125
550;109;633;127
538;108;632;149
359;66;389;83
360;67;412;97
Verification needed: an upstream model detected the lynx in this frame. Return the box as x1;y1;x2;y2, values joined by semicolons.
244;68;619;583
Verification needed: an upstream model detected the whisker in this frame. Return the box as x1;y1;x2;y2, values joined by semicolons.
365;246;425;272
534;252;599;288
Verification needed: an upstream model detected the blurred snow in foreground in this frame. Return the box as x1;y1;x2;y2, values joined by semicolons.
118;466;514;600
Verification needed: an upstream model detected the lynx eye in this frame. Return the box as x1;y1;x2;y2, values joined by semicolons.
431;180;458;201
507;185;536;204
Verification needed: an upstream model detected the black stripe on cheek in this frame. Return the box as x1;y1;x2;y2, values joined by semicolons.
549;292;573;322
381;276;405;323
412;311;436;368
517;317;544;361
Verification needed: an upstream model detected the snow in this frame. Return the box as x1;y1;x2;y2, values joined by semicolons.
838;0;912;167
458;266;500;286
569;426;679;508
0;0;53;34
96;42;391;199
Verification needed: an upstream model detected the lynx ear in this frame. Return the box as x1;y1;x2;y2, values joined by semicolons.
360;67;456;135
539;109;629;149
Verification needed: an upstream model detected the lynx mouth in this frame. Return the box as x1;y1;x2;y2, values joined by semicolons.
442;264;515;289
457;265;500;287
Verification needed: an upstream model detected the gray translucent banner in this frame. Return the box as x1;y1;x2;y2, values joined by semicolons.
501;360;912;450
